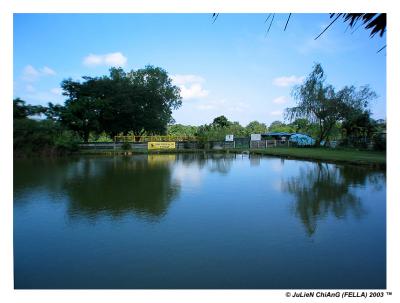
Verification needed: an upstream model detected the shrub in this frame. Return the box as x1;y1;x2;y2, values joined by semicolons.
373;134;386;151
14;118;79;156
121;142;132;150
54;131;80;152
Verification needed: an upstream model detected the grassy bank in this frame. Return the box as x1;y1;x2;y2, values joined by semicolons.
243;148;386;166
79;147;386;166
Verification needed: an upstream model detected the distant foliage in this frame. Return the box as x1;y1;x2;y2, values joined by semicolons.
89;132;114;143
13;116;79;157
245;121;268;134
13;98;79;157
167;124;198;137
195;117;248;141
168;117;268;141
268;120;294;133
166;116;347;144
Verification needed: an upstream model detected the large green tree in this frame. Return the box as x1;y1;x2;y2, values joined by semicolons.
127;66;182;134
338;85;378;144
58;66;182;142
285;63;376;145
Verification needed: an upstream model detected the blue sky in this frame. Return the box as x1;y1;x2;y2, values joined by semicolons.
14;13;386;126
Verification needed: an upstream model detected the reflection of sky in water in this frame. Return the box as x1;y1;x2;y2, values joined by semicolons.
172;162;204;188
271;159;284;172
14;155;386;289
14;155;386;230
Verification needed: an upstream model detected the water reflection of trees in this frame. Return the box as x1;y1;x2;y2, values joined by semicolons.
14;158;81;204
65;154;239;220
176;153;235;175
339;165;386;191
63;155;180;220
15;154;239;221
207;154;235;174
176;153;207;170
282;163;385;236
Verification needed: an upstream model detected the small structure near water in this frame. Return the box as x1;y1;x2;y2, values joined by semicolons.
80;132;316;151
260;132;315;147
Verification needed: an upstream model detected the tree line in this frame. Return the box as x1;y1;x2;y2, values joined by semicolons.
14;63;386;155
49;66;181;142
168;64;385;149
168;117;318;141
168;62;386;149
14;65;182;155
14;98;80;156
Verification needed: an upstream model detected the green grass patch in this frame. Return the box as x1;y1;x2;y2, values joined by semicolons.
245;147;386;166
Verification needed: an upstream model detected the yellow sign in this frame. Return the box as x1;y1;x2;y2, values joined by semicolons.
148;142;176;150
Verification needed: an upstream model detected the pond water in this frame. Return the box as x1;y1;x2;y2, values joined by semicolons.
13;154;386;289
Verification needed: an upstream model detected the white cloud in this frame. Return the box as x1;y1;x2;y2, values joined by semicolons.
171;74;209;100
41;66;56;75
180;83;209;99
50;88;63;95
272;96;288;104
22;65;40;82
83;52;127;67
83;54;102;66
104;52;127;67
270;110;283;116
273;75;304;87
22;65;56;82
